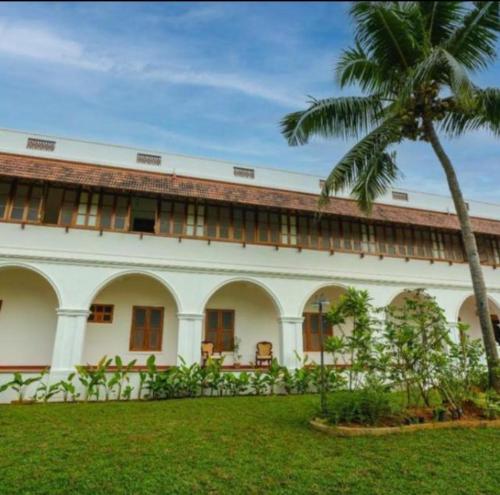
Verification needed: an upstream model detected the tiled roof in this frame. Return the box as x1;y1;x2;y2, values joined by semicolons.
1;152;499;236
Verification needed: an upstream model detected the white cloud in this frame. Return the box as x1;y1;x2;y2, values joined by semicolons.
0;19;301;107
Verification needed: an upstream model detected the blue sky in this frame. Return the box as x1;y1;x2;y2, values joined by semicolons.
0;2;498;202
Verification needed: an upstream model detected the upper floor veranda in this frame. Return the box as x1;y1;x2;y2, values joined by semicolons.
0;127;499;270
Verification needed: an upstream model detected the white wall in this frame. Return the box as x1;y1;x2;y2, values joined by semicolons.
302;286;353;365
0;267;58;365
83;274;178;366
205;281;280;365
0;128;499;219
458;296;500;342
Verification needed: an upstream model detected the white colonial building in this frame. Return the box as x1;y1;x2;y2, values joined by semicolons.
0;128;499;399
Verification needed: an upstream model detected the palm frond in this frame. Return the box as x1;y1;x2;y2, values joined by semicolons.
319;119;402;212
445;1;499;71
394;46;474;112
439;87;500;136
350;150;399;213
417;1;464;45
350;2;420;70
335;43;394;94
281;95;385;146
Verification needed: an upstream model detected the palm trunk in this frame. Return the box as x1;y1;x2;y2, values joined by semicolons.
425;120;500;391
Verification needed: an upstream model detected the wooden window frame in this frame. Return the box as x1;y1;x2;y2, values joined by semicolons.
129;306;164;352
205;309;235;353
302;312;333;352
0;179;491;267
88;304;114;324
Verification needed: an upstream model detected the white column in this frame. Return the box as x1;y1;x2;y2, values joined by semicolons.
50;309;89;376
448;321;461;346
279;316;304;369
177;313;204;365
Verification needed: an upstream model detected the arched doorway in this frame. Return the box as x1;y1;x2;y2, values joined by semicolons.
0;266;59;366
300;285;350;365
458;295;500;345
203;280;281;366
83;273;179;366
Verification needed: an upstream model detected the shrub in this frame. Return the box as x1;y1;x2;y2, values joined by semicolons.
327;386;399;426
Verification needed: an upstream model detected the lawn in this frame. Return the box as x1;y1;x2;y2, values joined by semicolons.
0;395;499;495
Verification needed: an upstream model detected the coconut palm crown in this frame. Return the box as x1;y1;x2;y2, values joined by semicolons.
281;1;500;389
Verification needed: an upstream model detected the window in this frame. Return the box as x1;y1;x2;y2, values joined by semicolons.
75;191;99;227
0;181;11;218
88;304;114;323
43;187;64;224
130;197;156;233
130;306;164;351
492;315;500;345
8;183;43;222
59;189;77;225
302;313;333;352
233;166;254;179
205;309;235;352
392;191;409;201
136;153;161;166
26;138;56;151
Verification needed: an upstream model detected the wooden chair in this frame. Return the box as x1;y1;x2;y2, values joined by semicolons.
255;341;273;368
201;341;222;367
201;341;214;367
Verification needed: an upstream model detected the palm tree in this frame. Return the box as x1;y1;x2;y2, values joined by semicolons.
281;1;500;390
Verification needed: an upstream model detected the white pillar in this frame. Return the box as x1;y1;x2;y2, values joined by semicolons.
177;313;204;365
50;308;89;376
279;316;304;369
448;321;461;346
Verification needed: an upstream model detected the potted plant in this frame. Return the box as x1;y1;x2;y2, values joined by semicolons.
233;337;242;368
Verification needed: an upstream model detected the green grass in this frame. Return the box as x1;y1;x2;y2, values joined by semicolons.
1;395;499;495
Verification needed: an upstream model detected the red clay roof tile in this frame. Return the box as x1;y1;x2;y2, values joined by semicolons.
0;152;499;236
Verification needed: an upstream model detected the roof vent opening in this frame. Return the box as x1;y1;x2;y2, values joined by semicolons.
233;166;254;179
26;138;56;152
319;179;326;189
137;153;162;166
392;191;409;202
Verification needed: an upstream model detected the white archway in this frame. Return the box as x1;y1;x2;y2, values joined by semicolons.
457;294;500;343
201;278;282;366
0;264;60;366
83;272;180;366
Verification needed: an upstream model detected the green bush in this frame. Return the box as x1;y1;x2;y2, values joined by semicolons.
327;387;400;426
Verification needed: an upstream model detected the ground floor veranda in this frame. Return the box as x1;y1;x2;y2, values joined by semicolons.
1;262;499;383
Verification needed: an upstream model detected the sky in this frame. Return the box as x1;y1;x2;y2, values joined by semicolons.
0;1;498;202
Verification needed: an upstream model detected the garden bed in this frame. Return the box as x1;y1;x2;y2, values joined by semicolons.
310;416;500;436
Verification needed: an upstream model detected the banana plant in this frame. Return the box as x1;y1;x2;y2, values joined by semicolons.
35;370;61;403
59;372;79;402
250;370;268;396
110;356;137;400
176;358;202;397
3;371;44;402
265;358;284;395
76;356;111;401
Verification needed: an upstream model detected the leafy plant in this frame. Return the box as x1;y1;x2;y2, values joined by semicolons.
250;371;268;395
76;356;111;401
2;371;44;402
265;358;284;395
59;373;79;402
35;371;61;403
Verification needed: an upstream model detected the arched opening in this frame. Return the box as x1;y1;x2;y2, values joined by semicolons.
83;273;179;366
0;266;59;366
388;289;428;309
203;280;280;367
458;295;500;345
301;285;350;365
